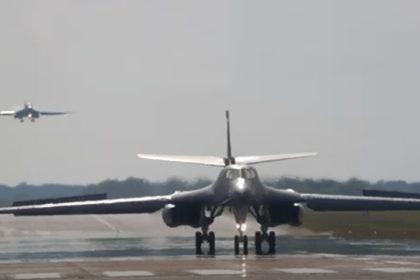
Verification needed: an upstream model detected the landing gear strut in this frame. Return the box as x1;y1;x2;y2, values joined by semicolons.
255;229;276;255
195;231;215;255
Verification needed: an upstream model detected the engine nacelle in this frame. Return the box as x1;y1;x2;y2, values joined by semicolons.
162;204;203;228
267;204;303;227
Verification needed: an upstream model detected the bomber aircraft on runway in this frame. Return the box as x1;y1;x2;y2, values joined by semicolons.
0;102;72;122
2;111;420;255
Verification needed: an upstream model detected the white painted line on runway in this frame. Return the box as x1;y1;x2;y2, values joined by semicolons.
364;268;420;273
0;260;24;264
188;269;242;276
108;257;146;262
384;260;419;266
275;268;336;274
353;257;376;261
13;273;61;279
103;271;154;277
49;258;87;263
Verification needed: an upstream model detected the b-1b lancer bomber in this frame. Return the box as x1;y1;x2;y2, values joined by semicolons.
2;111;420;255
0;102;72;122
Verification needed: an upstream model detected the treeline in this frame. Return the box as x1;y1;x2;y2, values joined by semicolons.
0;177;420;207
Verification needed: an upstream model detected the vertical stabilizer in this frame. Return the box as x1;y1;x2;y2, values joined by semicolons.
225;110;235;165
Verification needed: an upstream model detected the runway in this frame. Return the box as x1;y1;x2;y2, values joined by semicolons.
2;254;420;280
1;215;420;279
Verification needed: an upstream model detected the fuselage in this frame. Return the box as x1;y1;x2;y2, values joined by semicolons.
210;165;302;232
14;105;39;121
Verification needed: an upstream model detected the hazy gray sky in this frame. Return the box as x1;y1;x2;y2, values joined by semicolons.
1;0;420;185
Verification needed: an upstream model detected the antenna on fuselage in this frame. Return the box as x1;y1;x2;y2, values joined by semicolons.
225;110;235;165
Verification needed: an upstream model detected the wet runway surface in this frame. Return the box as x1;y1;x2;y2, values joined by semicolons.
1;235;420;261
1;215;420;279
2;255;420;280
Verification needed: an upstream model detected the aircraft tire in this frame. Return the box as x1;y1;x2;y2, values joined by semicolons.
268;231;276;255
195;232;203;255
234;235;240;255
255;231;262;255
243;235;249;255
208;231;215;255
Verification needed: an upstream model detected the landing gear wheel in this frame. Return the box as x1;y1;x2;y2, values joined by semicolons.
195;231;216;256
234;235;240;255
195;232;203;255
234;235;248;255
255;230;276;255
243;235;248;255
208;231;216;256
268;231;276;255
255;231;262;255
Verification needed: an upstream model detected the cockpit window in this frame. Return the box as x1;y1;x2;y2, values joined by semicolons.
225;169;241;179
224;168;256;179
243;168;256;179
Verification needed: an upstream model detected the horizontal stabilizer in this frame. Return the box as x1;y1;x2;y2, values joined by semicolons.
137;154;226;167
235;152;317;165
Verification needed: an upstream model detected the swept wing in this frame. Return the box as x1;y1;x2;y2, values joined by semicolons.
39;111;73;116
0;195;172;216
302;193;420;211
0;185;215;216
0;110;16;116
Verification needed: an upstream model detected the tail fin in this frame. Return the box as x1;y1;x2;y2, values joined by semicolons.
225;110;235;165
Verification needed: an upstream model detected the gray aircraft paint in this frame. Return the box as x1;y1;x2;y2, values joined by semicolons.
0;102;72;122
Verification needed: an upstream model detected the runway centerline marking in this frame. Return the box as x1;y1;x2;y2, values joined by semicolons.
188;269;242;275
13;273;61;279
102;271;154;277
275;268;336;274
364;268;420;273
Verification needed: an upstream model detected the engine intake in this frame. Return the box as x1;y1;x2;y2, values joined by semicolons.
162;204;203;228
266;204;303;227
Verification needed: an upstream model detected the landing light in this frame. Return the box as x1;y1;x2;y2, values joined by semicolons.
237;178;245;191
236;223;247;232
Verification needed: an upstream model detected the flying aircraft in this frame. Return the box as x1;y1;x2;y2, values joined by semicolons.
0;102;72;122
2;111;420;256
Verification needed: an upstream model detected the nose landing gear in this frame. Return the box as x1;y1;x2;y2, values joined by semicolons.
234;234;248;255
234;223;248;255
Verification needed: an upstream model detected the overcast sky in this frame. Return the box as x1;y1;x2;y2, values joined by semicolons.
1;0;420;185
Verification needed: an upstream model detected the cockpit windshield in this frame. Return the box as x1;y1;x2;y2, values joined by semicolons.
225;169;241;180
224;168;256;179
243;168;256;179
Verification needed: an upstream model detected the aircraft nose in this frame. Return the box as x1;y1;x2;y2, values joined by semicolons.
232;178;252;197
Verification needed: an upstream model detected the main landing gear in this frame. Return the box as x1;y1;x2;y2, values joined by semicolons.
195;230;276;255
255;230;276;255
195;226;276;255
195;230;216;255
